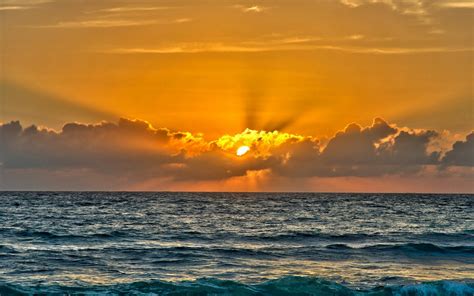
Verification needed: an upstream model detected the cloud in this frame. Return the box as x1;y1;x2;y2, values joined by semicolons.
321;118;397;165
107;42;473;55
107;44;274;54
0;119;168;171
35;10;191;28
437;1;474;9
102;30;472;54
383;129;440;165
95;6;174;13
0;6;30;10
1;117;472;191
442;132;474;166
274;118;443;178
37;18;192;28
0;0;51;11
173;18;192;23
339;0;474;28
339;0;426;14
347;34;365;40
1;0;51;3
339;0;435;25
39;19;160;28
233;5;269;13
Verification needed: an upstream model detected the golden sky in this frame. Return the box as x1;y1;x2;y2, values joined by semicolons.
0;0;473;191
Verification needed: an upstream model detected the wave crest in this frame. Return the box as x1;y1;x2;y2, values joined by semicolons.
1;277;473;295
326;243;474;254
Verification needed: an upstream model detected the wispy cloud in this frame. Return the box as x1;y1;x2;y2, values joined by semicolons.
0;0;51;11
36;18;191;28
1;0;51;4
340;0;474;12
272;36;321;44
438;1;474;8
340;0;431;24
0;6;30;10
105;41;473;55
96;6;174;13
347;46;473;54
234;4;269;13
347;34;365;40
340;0;423;11
40;19;159;28
108;44;271;54
173;18;192;23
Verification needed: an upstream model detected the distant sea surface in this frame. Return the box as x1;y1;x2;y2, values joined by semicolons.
0;192;473;295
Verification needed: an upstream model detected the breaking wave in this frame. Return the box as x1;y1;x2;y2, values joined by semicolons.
1;277;473;295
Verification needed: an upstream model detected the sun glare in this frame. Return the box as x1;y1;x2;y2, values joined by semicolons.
236;145;250;156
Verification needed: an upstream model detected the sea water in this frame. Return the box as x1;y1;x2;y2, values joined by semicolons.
0;192;472;295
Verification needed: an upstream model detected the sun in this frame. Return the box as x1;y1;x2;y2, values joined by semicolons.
236;145;250;156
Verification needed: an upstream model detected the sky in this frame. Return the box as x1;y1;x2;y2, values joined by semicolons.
0;0;473;191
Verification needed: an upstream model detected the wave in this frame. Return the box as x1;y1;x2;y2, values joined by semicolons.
7;228;473;244
0;277;473;295
12;229;127;239
251;232;374;242
326;243;474;254
244;231;473;243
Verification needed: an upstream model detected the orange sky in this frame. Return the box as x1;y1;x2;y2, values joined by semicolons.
0;0;473;191
2;0;473;137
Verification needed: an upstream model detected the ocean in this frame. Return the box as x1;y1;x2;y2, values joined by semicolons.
0;192;472;295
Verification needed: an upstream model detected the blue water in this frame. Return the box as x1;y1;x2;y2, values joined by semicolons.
0;192;473;295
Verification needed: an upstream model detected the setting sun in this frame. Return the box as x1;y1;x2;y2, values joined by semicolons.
236;145;250;156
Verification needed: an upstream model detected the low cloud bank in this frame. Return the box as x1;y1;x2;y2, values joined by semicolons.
1;117;472;190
